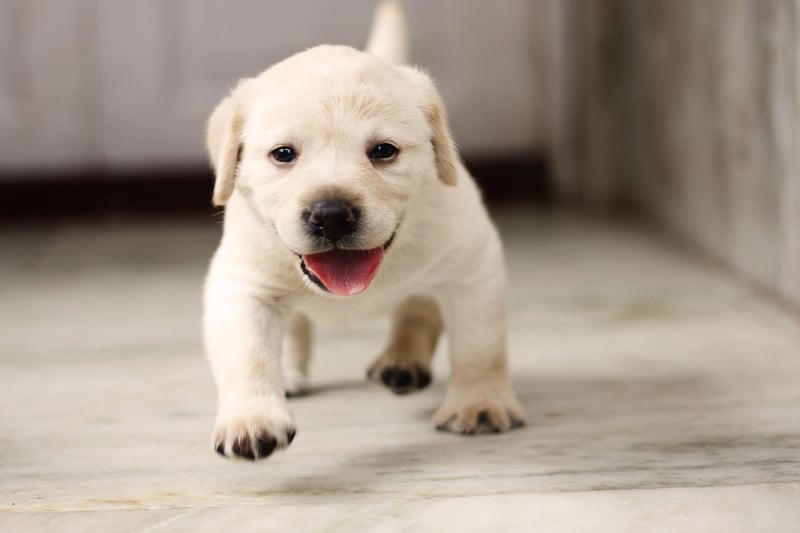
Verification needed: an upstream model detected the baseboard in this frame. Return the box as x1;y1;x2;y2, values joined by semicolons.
1;155;551;223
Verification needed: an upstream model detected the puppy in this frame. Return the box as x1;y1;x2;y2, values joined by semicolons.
204;0;525;461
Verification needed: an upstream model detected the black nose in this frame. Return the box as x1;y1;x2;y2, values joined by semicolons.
304;198;360;243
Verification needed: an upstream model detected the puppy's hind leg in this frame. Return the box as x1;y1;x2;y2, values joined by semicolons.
282;312;313;397
368;295;442;394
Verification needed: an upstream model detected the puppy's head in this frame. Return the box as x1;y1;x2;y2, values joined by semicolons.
206;45;458;296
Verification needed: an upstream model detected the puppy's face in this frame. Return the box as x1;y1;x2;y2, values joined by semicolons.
208;46;457;296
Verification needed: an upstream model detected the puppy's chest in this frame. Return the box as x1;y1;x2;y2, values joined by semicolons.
291;285;411;325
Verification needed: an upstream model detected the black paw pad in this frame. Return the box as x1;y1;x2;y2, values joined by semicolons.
415;366;432;388
256;435;277;458
232;436;256;460
381;367;412;389
378;364;432;394
476;411;500;434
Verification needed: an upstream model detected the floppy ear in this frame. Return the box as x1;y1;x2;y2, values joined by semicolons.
206;89;245;206
426;95;459;186
401;66;459;186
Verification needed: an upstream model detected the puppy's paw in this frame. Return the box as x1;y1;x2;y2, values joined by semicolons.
367;358;431;395
283;368;309;398
433;388;525;435
212;400;296;461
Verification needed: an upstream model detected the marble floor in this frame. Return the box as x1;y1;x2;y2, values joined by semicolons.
1;209;799;532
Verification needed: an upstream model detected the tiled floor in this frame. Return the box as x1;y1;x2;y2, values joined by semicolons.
2;209;799;532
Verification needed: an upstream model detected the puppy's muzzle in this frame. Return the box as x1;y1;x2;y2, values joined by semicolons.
303;198;360;244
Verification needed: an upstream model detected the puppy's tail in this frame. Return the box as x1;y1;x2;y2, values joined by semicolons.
365;0;408;64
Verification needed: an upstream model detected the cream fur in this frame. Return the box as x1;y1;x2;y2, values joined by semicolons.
204;1;525;461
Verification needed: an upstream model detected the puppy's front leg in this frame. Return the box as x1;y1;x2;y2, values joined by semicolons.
204;280;296;460
434;252;525;434
282;312;312;397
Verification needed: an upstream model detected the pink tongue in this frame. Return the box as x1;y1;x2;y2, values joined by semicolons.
303;247;384;296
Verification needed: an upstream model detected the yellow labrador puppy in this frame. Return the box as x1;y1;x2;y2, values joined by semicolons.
204;0;525;460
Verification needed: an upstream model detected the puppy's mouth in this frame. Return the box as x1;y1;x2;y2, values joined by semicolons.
299;236;394;296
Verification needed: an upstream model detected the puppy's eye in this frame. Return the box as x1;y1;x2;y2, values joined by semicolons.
369;143;399;161
271;146;297;164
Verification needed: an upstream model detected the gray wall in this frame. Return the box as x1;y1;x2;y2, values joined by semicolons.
573;0;800;310
0;0;565;173
5;0;796;310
